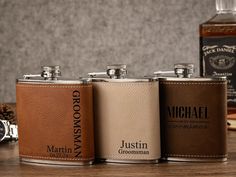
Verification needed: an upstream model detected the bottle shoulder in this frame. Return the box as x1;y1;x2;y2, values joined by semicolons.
201;13;236;25
200;13;236;36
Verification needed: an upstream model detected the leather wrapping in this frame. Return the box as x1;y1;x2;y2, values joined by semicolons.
93;81;161;161
16;83;94;163
160;80;227;160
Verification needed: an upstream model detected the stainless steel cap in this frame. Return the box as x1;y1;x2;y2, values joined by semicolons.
106;64;127;79
18;65;90;84
174;63;194;78
41;66;61;80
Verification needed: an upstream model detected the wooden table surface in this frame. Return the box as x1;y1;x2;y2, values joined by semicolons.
1;131;236;177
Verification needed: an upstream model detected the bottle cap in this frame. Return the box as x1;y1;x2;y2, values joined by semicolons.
216;0;236;12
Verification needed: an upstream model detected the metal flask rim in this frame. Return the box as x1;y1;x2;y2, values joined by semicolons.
16;77;92;85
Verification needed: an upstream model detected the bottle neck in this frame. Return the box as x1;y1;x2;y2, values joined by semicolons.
216;0;236;14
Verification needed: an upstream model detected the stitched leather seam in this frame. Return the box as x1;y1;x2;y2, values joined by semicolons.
98;158;159;161
16;85;92;88
93;83;157;86
20;154;94;161
165;154;227;158
160;82;225;85
98;155;160;159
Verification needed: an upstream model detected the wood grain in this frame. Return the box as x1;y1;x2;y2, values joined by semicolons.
1;131;236;177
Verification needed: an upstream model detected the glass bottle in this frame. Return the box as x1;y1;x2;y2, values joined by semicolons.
200;0;236;119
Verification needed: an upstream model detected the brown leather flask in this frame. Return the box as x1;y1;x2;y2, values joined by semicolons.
159;63;227;162
88;64;161;163
16;66;94;165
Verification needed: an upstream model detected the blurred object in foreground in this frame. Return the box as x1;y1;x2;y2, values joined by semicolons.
0;103;17;124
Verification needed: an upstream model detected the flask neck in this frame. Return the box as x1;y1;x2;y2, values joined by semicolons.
216;0;236;14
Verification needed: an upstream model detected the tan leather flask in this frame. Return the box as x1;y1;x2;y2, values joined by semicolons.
16;66;94;165
88;64;161;163
158;63;227;162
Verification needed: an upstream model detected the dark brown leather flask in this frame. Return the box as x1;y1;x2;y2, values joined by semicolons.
16;66;94;166
158;63;227;162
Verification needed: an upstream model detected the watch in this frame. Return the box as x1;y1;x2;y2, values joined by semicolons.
0;119;18;142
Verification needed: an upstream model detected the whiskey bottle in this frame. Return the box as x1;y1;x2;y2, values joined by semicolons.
200;0;236;118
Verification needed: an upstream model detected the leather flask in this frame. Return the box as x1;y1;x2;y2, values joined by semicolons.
88;64;161;163
158;63;227;162
16;66;94;165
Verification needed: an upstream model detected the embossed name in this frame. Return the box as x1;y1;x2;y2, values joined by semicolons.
47;145;72;154
167;106;208;119
73;90;82;158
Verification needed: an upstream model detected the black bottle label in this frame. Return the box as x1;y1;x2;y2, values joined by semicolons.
200;36;236;107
